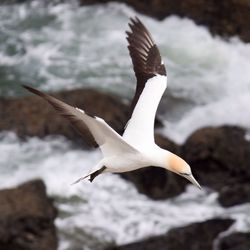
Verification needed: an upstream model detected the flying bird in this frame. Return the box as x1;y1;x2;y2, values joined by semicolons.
23;17;201;189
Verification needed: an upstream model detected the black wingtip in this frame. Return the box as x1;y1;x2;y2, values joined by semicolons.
129;16;140;23
22;84;46;98
128;16;140;28
125;30;131;37
129;16;135;23
22;84;31;90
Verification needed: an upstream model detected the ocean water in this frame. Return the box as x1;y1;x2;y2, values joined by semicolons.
1;132;250;250
0;1;250;249
1;1;250;143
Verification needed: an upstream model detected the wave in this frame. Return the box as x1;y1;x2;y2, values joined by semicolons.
0;132;250;249
1;2;250;248
1;1;250;142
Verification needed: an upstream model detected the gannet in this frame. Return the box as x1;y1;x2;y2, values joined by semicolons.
23;17;201;189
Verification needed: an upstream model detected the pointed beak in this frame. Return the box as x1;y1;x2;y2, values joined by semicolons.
184;174;201;189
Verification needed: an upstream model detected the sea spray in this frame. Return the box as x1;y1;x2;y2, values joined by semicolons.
1;2;250;249
0;132;250;249
1;2;250;143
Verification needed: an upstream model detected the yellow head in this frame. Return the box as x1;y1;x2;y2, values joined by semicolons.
168;153;201;189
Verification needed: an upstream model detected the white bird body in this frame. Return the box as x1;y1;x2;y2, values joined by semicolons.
23;17;201;189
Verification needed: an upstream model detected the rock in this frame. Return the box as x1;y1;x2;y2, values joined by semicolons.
108;218;234;250
120;167;186;200
0;88;163;147
219;232;250;250
218;183;250;207
0;179;57;250
0;88;129;148
182;126;250;199
80;0;250;43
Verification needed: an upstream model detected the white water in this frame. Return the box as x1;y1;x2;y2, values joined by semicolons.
1;1;250;249
1;2;250;143
1;132;250;249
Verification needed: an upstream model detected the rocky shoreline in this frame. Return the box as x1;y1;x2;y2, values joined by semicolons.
1;1;250;249
1;88;250;249
1;88;250;205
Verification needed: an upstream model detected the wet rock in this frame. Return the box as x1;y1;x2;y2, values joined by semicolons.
80;0;250;43
182;126;250;204
219;232;250;250
120;167;186;200
218;183;250;207
0;88;163;146
0;88;128;148
108;218;234;250
0;179;57;250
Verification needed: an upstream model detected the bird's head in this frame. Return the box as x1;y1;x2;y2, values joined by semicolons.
167;153;201;189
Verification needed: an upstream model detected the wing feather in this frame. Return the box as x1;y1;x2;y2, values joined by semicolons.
126;17;166;114
123;17;167;150
23;85;138;157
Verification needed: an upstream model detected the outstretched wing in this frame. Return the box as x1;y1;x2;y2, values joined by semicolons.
23;85;138;157
123;17;167;150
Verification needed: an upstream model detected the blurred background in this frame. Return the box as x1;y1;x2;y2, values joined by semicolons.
0;0;250;249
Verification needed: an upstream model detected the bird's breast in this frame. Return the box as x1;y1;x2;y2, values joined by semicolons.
104;153;150;173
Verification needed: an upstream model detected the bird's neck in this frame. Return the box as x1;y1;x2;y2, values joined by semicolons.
149;147;172;170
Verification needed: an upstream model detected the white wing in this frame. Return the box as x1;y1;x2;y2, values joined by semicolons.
123;75;167;150
123;17;167;151
23;85;138;158
75;108;139;157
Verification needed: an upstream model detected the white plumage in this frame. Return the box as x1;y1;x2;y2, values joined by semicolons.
123;74;167;151
23;17;201;189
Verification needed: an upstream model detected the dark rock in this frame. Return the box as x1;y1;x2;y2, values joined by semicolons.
219;232;250;250
218;183;250;207
0;179;57;250
182;126;250;204
108;218;234;250
0;88;163;146
0;88;129;148
80;0;250;43
121;167;186;200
